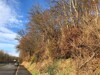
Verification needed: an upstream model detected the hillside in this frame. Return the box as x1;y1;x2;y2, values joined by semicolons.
17;0;100;75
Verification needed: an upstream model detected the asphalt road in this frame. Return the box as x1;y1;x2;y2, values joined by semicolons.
0;64;17;75
0;64;32;75
17;66;32;75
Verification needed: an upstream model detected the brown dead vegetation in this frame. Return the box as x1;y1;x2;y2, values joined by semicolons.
17;0;100;75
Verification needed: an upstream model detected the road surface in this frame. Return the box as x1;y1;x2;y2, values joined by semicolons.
0;64;32;75
17;66;32;75
0;64;17;75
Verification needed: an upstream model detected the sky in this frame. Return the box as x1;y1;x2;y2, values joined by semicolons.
0;0;48;56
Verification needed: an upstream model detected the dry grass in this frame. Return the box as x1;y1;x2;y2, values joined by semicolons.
22;24;100;75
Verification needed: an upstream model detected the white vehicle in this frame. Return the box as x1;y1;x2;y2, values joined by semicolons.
14;62;19;66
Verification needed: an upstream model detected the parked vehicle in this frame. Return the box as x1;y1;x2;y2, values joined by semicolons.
14;62;19;66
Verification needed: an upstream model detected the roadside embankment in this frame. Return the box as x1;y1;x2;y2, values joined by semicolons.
22;58;77;75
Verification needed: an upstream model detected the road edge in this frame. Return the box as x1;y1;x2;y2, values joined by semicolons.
15;66;20;75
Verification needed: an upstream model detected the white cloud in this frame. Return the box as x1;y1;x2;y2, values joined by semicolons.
0;26;19;56
0;43;19;56
0;26;15;34
0;0;21;56
0;43;15;49
0;26;18;44
0;1;11;25
0;0;23;28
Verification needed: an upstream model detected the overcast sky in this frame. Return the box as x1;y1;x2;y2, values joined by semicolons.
0;0;48;56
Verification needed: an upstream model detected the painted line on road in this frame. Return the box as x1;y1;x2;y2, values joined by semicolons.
15;66;19;75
